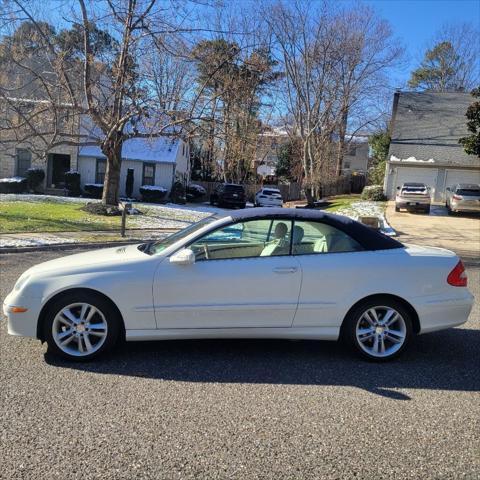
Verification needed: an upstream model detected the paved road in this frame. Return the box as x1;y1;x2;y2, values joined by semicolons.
1;249;479;480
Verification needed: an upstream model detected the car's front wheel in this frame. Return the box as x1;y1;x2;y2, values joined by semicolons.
43;292;120;361
343;298;413;361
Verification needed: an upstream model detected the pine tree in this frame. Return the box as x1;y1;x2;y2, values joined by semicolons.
459;87;480;157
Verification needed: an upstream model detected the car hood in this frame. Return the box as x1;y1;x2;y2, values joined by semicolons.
22;244;151;278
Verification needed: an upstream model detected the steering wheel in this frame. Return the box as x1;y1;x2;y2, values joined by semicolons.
203;244;210;260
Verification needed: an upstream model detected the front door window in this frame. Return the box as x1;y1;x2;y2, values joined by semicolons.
189;219;292;261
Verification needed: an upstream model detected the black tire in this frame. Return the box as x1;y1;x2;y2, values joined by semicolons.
209;195;215;206
424;206;431;214
395;206;400;212
342;297;413;362
240;203;246;209
43;291;121;361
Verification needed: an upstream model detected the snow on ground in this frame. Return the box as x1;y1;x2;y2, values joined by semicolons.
0;235;79;248
334;201;395;236
0;193;87;203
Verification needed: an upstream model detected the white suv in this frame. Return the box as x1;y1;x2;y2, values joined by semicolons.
255;187;283;207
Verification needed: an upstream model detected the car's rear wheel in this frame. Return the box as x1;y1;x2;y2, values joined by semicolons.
43;292;120;361
343;298;413;361
395;205;400;212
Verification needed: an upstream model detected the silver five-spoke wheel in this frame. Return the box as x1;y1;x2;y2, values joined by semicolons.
355;306;406;358
52;303;108;357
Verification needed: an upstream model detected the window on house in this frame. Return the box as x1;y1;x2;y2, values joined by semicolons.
95;159;106;184
344;161;351;169
142;162;155;186
16;149;31;177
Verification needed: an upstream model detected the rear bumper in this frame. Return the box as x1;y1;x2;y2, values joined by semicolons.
257;199;283;207
450;202;480;213
415;291;474;334
396;199;430;209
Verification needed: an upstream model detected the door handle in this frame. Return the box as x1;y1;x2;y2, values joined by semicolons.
273;266;298;274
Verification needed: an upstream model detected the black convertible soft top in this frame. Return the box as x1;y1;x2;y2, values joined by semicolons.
227;207;403;251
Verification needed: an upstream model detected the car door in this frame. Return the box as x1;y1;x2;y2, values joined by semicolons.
290;220;372;329
153;218;302;329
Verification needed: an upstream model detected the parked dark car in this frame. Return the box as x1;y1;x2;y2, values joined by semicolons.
210;183;246;208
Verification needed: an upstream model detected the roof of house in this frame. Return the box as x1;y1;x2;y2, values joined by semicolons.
388;91;479;167
79;137;182;163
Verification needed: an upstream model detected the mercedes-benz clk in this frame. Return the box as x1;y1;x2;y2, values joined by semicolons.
3;208;474;362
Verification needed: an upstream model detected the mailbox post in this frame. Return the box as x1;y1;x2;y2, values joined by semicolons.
118;201;132;237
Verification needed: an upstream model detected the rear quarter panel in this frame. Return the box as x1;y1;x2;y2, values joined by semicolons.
293;247;465;331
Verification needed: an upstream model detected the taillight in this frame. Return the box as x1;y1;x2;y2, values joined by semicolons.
447;260;467;287
452;194;462;200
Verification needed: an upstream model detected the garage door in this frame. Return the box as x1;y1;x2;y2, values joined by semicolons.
445;169;480;191
394;167;438;199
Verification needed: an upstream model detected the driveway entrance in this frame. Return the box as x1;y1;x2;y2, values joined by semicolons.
386;201;480;259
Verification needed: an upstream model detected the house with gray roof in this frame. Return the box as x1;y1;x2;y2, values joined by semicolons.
384;91;480;202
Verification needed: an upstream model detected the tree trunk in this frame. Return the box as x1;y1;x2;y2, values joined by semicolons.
102;139;122;206
335;108;348;177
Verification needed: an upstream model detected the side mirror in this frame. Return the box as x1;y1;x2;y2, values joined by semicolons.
170;248;195;266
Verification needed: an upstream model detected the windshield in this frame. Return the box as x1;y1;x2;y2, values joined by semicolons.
145;215;219;255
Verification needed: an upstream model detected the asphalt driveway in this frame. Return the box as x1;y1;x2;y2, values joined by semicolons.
0;248;479;479
386;201;480;258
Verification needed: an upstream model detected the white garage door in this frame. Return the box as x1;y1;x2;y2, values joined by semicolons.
394;167;438;199
445;169;480;190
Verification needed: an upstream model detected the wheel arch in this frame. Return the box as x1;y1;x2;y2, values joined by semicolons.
37;287;126;342
340;293;421;337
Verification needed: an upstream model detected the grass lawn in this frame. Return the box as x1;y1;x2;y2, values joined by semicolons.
321;194;363;212
0;200;121;233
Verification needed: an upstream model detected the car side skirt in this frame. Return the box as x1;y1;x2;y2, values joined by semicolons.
125;326;340;342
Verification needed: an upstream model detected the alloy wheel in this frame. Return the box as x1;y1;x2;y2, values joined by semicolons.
52;302;108;357
355;306;407;358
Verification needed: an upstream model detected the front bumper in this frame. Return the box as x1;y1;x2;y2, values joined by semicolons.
3;289;41;338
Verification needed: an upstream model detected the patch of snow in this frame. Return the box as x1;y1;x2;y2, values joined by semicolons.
0;177;26;183
0;193;87;203
140;185;168;192
0;236;78;248
188;184;207;194
390;155;435;163
334;201;396;236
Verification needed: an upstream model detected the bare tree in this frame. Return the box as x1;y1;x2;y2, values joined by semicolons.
266;0;402;194
0;0;214;205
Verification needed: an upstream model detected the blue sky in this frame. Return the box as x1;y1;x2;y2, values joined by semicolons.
347;0;480;86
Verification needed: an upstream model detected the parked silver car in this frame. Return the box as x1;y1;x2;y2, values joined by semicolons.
446;184;480;214
395;182;431;214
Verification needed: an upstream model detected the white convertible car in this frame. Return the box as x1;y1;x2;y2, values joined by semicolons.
3;208;474;362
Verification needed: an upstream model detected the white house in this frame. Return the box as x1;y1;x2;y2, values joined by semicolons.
78;137;190;198
384;91;480;202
